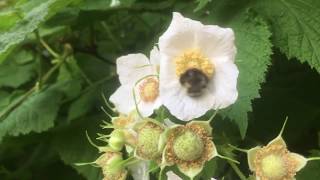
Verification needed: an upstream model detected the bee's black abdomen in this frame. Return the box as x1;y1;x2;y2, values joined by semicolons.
179;68;209;97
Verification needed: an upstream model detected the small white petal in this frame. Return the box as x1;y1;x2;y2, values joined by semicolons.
128;161;150;180
109;85;135;115
166;171;182;180
208;56;239;109
197;25;236;60
117;53;154;85
159;12;202;59
150;46;160;66
138;98;162;117
160;76;215;120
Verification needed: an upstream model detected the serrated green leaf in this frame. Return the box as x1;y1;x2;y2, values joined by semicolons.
0;62;35;88
255;0;320;72
0;89;62;142
222;12;272;138
0;0;78;64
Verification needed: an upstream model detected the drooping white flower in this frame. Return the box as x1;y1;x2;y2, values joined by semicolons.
110;47;161;117
128;161;150;180
158;12;238;120
166;171;217;180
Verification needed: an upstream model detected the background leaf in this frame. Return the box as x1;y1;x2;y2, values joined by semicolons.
255;0;320;72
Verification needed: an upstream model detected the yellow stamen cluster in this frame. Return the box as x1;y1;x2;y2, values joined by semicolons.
175;49;214;78
254;143;298;180
139;77;159;103
165;124;214;170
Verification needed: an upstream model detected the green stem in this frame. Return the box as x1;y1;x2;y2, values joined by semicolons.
101;22;123;51
308;157;320;161
228;144;249;153
228;161;246;180
0;52;67;120
35;31;60;59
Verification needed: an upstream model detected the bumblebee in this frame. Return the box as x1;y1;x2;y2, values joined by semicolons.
179;68;209;97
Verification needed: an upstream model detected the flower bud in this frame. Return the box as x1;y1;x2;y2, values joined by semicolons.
109;129;125;152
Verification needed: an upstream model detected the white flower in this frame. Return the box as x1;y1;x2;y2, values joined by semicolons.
158;12;238;120
166;171;217;180
110;47;161;117
128;161;150;180
166;171;182;180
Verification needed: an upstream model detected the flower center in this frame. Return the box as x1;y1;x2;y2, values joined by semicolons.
173;130;204;161
175;49;214;78
139;77;159;103
261;154;286;179
136;122;163;160
113;116;134;128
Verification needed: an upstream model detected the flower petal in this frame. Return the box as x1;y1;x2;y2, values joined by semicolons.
247;146;262;171
166;171;182;180
267;136;287;148
138;97;162;117
208;56;239;109
117;53;154;85
289;153;307;172
197;25;236;60
160;80;215;120
159;12;202;59
128;161;150;180
110;85;135;114
177;163;203;179
150;46;160;66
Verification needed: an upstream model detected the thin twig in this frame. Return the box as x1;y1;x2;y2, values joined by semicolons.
228;161;246;180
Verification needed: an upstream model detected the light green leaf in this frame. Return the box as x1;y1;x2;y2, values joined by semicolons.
222;12;272;138
0;89;62;142
255;0;320;72
0;63;35;88
194;0;211;12
0;11;21;32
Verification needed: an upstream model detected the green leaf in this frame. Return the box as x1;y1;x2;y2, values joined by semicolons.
67;88;98;121
0;0;78;64
0;89;62;142
222;12;272;138
296;150;320;180
194;0;211;12
0;62;35;88
54;116;103;180
255;0;320;72
0;11;21;32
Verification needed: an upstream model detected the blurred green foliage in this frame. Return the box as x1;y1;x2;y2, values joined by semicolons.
0;0;320;179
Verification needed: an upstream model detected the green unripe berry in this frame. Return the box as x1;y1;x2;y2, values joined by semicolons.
173;130;204;161
109;129;125;151
136;124;162;160
261;154;285;178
